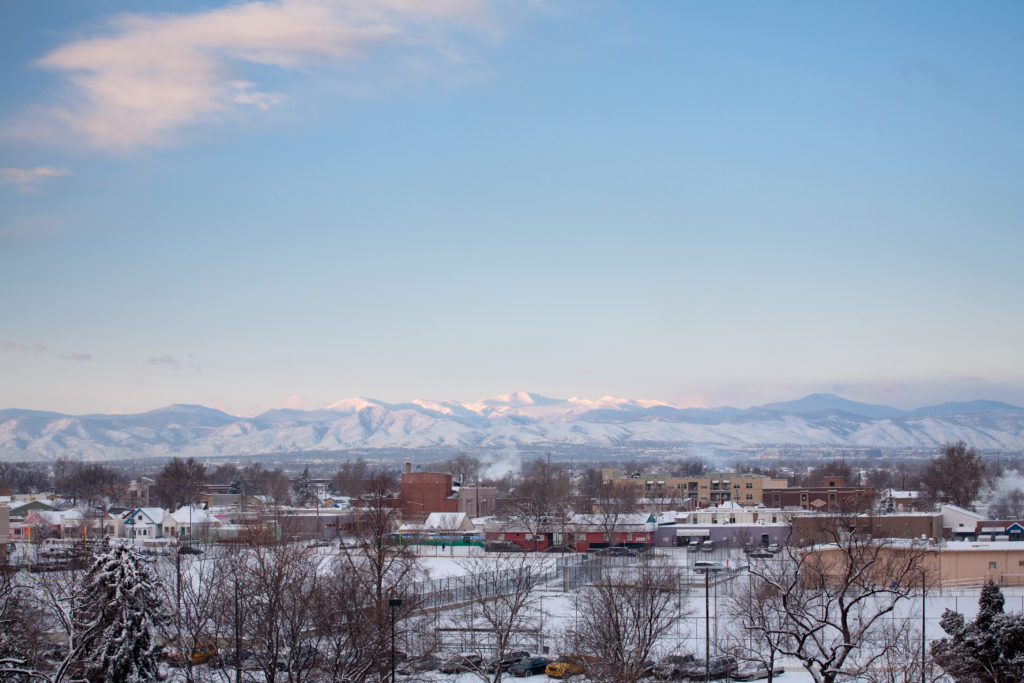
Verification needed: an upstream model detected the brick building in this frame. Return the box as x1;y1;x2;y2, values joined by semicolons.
762;476;874;512
399;463;458;521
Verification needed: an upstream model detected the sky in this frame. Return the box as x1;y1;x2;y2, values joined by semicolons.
1;0;1022;417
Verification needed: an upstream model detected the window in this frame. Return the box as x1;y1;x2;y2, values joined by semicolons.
990;562;998;569
729;517;736;524
746;482;753;489
746;494;753;500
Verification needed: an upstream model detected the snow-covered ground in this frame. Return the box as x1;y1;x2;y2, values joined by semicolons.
153;544;1019;681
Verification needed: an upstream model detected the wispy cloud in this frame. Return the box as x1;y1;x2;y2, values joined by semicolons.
2;340;47;353
22;0;491;149
148;355;182;369
0;166;70;192
60;353;93;362
148;353;202;372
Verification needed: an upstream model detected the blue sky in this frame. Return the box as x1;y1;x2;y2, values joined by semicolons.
1;0;1022;416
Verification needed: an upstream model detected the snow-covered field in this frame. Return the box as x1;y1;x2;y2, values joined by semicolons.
152;544;1018;681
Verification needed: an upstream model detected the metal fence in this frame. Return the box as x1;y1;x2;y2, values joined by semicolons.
406;565;560;611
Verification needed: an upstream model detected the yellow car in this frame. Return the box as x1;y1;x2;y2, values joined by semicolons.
545;654;590;678
165;641;218;666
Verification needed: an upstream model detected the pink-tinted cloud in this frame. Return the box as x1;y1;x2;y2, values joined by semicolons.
0;166;70;192
23;0;491;149
278;393;310;410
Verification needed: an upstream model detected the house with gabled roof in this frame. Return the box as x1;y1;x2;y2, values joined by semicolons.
124;507;166;539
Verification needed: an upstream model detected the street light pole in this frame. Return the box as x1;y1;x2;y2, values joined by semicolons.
921;568;927;683
705;569;710;682
389;598;403;683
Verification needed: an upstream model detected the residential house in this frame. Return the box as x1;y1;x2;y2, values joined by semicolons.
124;507;166;540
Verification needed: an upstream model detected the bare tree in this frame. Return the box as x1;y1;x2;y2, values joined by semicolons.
453;554;549;682
744;515;929;683
510;458;570;552
331;471;425;682
920;441;984;509
593;481;639;547
232;533;324;683
0;570;51;680
446;452;481;485
723;569;791;682
569;562;685;683
154;457;208;509
157;548;228;683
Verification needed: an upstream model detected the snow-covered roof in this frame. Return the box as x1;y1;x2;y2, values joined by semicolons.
569;513;656;528
423;512;470;530
942;504;984;520
130;507;166;525
707;500;744;511
169;506;217;525
36;510;84;525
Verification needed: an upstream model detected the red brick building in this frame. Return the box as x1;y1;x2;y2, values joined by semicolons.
399;463;458;521
763;476;874;513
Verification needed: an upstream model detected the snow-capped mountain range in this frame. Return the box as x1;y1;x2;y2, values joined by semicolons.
2;392;1024;461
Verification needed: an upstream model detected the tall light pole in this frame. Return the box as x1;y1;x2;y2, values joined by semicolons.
705;569;710;682
389;597;403;683
921;568;927;683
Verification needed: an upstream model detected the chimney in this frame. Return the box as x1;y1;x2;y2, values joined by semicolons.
405;462;412;474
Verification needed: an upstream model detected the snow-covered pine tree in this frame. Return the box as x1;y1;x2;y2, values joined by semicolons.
72;539;166;682
932;579;1024;681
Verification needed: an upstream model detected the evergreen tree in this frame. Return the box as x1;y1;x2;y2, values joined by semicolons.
295;466;315;506
73;540;165;682
932;579;1024;682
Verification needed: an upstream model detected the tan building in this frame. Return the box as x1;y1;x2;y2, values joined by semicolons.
805;540;1024;589
0;503;9;564
792;511;943;546
602;469;787;506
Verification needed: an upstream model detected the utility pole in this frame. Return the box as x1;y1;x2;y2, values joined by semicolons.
705;569;710;682
921;569;927;683
235;579;242;683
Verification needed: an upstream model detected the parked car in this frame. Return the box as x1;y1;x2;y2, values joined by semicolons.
486;650;531;672
693;560;726;573
687;540;702;552
678;656;738;680
733;662;786;680
165;641;219;666
485;540;526;552
597;546;637;557
178;544;203;555
220;649;254;668
545;654;592;678
653;653;696;680
700;540;714;553
509;656;552;677
397;653;440;676
439;653;484;673
766;544;781;554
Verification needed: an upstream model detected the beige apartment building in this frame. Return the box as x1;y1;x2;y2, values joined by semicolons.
602;469;788;506
806;540;1024;589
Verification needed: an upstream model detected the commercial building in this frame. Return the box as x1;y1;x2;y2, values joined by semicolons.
602;469;788;506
